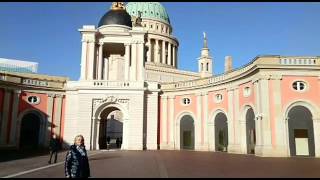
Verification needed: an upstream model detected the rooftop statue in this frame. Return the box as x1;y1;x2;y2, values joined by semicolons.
111;2;125;10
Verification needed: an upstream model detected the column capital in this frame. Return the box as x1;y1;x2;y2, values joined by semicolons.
98;42;104;46
47;93;56;98
270;74;282;80
13;89;21;94
124;43;131;47
55;94;64;98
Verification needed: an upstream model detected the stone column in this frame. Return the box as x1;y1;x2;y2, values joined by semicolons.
0;89;11;145
168;96;175;149
130;43;137;81
137;42;145;81
259;76;273;156
46;94;55;146
313;118;320;157
168;43;172;66
94;119;100;150
203;92;209;150
208;122;215;151
155;39;160;64
239;120;247;154
234;88;240;147
173;45;176;68
161;96;168;148
122;118;129;150
80;40;88;80
124;43;131;81
147;39;151;63
53;94;63;139
162;41;166;64
253;79;262;154
9;90;21;145
196;92;202;150
104;58;109;80
227;88;235;152
98;43;103;80
87;40;96;80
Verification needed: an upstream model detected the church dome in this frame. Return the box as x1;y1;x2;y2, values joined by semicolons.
126;2;170;25
98;4;132;28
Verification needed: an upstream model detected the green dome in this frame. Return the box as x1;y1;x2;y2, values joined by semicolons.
126;2;170;25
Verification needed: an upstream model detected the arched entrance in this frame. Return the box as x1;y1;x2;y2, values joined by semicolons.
288;105;315;157
99;107;123;150
246;108;256;154
214;112;228;152
19;113;41;149
180;115;194;150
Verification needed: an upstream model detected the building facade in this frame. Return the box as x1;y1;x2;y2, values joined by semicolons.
1;2;320;157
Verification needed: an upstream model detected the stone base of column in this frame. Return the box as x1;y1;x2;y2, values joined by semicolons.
195;143;209;151
255;145;289;157
146;143;158;150
126;143;143;150
160;143;175;150
227;144;242;154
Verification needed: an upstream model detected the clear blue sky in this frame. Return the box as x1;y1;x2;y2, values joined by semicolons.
0;2;320;80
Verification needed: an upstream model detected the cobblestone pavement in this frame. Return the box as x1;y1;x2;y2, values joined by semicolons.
2;150;320;178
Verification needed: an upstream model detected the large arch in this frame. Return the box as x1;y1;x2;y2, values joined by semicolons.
284;100;320;157
92;102;128;150
214;112;228;152
245;107;256;154
175;111;197;150
208;109;229;152
17;109;47;149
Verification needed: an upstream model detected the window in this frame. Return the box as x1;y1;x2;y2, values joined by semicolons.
243;87;251;97
292;81;307;91
182;98;191;105
215;94;223;103
27;96;40;105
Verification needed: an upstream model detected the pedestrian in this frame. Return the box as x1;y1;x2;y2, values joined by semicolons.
48;134;60;164
116;138;120;148
65;135;91;178
106;136;111;150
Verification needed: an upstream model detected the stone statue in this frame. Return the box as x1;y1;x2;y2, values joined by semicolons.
203;31;208;48
111;2;125;10
134;11;142;27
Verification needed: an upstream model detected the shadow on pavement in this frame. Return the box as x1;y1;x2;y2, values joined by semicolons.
0;148;50;162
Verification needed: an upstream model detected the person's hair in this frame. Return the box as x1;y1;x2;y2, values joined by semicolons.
74;134;84;145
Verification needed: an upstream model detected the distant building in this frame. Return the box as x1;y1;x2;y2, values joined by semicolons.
0;58;38;73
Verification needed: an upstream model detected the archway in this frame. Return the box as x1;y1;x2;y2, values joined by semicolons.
180;115;194;150
288;105;315;157
99;107;123;150
246;108;256;154
214;112;228;152
19;113;41;149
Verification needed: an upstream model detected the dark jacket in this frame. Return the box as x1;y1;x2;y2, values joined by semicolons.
65;145;90;178
49;138;60;152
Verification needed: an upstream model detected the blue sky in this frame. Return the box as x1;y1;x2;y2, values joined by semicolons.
0;2;320;80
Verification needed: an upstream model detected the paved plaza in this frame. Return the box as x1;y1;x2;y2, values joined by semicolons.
1;150;320;178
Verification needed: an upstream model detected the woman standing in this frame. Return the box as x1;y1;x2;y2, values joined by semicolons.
65;135;91;178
